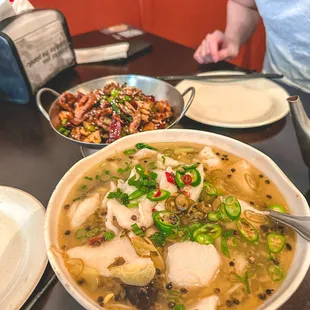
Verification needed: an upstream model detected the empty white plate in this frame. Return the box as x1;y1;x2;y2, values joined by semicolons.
0;186;47;310
175;71;290;128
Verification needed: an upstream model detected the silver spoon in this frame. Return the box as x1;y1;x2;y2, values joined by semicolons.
249;208;310;242
266;210;310;242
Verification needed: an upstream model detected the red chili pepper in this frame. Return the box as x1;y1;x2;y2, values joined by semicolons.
149;95;156;103
182;174;192;185
182;190;190;198
89;236;102;246
165;172;175;184
107;113;122;143
154;189;162;198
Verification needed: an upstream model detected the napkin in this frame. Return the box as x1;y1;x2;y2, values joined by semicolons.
0;0;33;22
74;42;130;64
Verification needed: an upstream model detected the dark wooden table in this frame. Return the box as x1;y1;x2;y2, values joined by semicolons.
1;31;309;310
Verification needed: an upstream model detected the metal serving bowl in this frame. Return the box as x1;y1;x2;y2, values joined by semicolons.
36;74;195;149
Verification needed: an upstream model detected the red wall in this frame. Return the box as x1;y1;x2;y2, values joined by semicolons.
30;0;265;71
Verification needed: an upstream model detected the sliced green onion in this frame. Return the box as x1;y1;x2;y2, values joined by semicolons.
104;231;115;241
244;271;251;294
72;197;81;202
61;118;68;125
228;272;244;283
174;147;196;155
135;143;157;150
124;149;137;156
135;164;145;174
131;223;145;236
221;237;230;258
129;188;148;200
173;304;186;310
84;176;93;181
126;201;139;208
150;232;166;247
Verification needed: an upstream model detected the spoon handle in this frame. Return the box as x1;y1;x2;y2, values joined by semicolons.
268;210;310;242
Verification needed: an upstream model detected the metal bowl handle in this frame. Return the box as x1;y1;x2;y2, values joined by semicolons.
36;88;61;121
168;86;195;128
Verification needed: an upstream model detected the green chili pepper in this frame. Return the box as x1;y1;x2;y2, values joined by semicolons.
194;233;214;245
193;223;222;240
175;170;185;188
236;218;259;242
223;196;241;221
173;305;185;310
207;211;220;222
131;223;145;236
227;236;239;248
111;89;119;97
188;169;201;187
183;163;199;171
124;149;137;155
268;204;287;214
267;233;286;253
104;231;115;241
85;124;96;132
267;265;284;282
219;204;232;222
153;211;180;236
58;126;66;134
61;118;68;125
129;187;148;200
125;95;131;101
221;237;230;258
111;102;120;114
86;227;100;238
75;229;86;239
147;189;171;202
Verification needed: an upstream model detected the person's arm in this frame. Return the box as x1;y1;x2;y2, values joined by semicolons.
194;0;260;64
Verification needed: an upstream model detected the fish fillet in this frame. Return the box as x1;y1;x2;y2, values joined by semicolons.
69;193;100;229
67;236;151;278
166;241;220;288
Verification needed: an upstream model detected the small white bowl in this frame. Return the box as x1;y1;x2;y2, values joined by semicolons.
45;129;310;310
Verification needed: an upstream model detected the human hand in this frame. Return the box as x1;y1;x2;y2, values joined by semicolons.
194;30;240;64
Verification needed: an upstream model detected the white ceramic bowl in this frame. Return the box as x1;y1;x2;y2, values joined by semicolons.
45;129;310;310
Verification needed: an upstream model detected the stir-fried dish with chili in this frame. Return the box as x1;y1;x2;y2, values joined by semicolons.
57;143;295;310
56;83;174;144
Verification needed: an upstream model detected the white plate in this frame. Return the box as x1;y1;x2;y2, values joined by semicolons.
0;186;47;310
175;71;290;128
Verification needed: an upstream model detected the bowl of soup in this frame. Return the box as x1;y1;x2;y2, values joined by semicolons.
45;129;310;310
